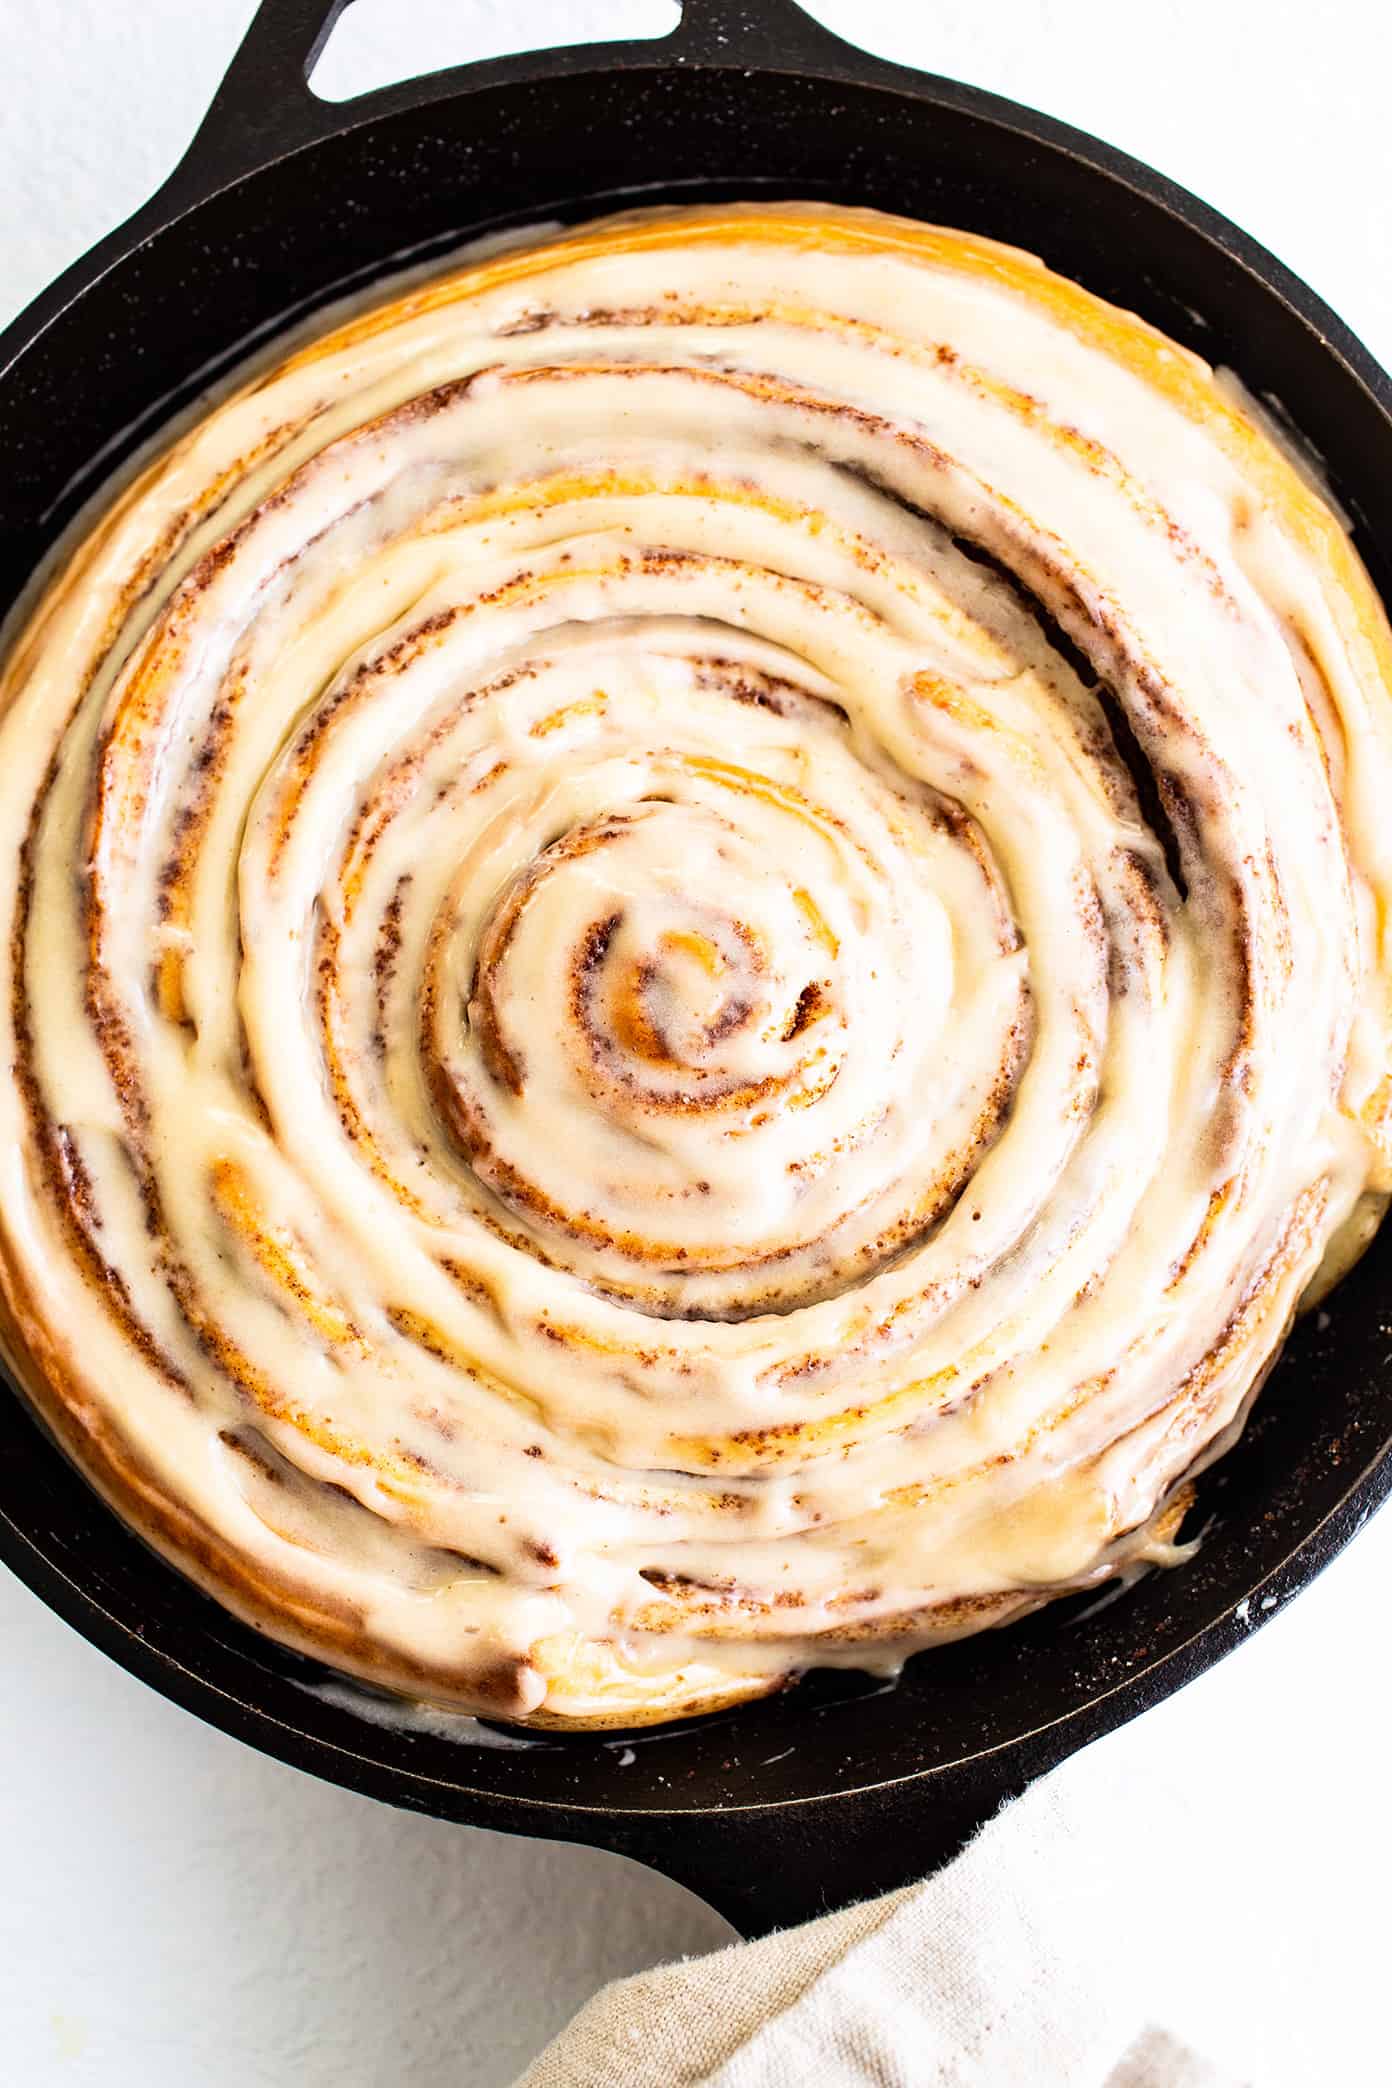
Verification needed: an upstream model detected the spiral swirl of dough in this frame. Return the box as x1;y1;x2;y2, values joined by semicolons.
2;206;1390;1725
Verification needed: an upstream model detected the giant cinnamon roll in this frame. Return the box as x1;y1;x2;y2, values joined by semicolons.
2;205;1390;1726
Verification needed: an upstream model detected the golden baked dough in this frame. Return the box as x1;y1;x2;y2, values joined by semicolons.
2;205;1390;1726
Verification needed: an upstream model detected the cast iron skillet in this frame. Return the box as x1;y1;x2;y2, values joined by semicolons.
2;0;1391;1939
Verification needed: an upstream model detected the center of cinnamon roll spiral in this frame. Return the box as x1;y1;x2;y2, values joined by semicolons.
353;642;1029;1318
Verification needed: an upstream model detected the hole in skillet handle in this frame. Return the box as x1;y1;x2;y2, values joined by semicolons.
309;0;681;101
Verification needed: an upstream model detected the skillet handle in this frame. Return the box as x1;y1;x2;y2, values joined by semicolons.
165;0;351;195
165;0;870;202
600;1751;1039;1940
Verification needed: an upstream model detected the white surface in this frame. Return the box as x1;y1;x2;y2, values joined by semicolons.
1;4;1389;2082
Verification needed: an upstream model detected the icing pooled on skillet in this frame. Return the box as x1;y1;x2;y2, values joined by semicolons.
1;204;1390;1726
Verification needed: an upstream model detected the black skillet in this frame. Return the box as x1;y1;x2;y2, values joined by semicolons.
2;0;1391;1939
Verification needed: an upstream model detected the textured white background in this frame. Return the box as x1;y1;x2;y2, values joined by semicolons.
2;4;1390;2083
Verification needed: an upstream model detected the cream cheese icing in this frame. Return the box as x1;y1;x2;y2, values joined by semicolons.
1;204;1390;1726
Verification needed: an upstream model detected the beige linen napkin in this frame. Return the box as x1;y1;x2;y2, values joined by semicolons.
515;1737;1262;2088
